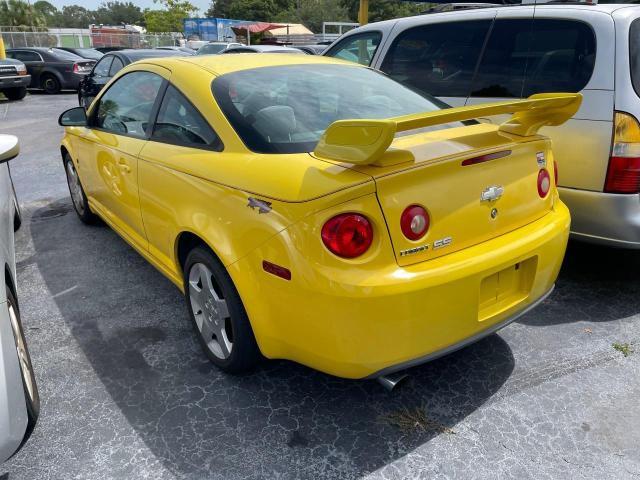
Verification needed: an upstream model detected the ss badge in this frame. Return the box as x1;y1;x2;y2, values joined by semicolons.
433;236;452;250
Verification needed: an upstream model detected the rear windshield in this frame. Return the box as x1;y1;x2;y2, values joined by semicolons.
74;48;103;60
212;64;448;154
198;44;227;55
51;48;83;60
630;19;640;97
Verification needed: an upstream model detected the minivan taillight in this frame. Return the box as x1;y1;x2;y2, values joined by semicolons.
321;213;373;258
605;112;640;194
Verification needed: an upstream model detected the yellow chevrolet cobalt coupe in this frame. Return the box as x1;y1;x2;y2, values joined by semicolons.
58;55;579;381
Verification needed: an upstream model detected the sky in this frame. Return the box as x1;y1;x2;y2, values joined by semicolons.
48;0;209;16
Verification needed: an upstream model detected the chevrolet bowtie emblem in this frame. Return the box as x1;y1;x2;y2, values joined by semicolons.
480;185;504;202
247;197;272;214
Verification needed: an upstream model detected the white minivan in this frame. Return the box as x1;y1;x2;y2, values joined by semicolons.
325;4;640;247
0;135;38;463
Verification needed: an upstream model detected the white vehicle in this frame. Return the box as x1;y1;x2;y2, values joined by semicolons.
325;4;640;247
0;135;38;463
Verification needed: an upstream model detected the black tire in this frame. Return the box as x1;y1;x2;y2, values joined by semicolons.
4;87;27;101
183;246;261;373
63;154;98;224
40;74;61;94
6;288;39;445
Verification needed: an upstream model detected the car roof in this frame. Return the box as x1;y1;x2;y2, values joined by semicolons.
137;53;357;76
232;45;301;52
109;49;190;62
347;3;640;32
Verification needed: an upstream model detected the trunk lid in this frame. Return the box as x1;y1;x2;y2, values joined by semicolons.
352;124;555;266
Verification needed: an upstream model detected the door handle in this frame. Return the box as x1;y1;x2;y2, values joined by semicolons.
117;160;131;173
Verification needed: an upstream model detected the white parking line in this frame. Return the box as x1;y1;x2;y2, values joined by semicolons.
52;285;78;298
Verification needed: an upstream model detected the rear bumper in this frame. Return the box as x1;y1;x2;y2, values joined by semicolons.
63;73;86;90
0;75;30;89
559;187;640;248
233;201;570;379
0;300;27;463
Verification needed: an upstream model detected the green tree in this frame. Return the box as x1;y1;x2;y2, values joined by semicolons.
0;0;47;27
59;4;95;28
340;0;422;23
205;0;232;18
94;1;144;26
144;0;197;32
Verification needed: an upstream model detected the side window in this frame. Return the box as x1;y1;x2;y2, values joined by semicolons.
93;57;113;77
152;85;222;150
380;20;492;98
12;51;41;62
109;57;124;77
471;19;533;98
324;32;382;66
522;19;596;96
93;71;163;138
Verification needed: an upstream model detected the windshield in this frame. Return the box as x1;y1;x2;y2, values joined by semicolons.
74;48;103;60
212;64;448;154
198;44;227;55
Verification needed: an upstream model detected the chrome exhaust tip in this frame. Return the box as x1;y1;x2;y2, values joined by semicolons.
377;372;409;391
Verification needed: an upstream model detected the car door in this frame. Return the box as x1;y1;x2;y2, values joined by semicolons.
7;50;43;88
376;14;494;108
137;83;224;273
77;68;166;250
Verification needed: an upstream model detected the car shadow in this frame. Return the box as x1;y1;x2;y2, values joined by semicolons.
518;240;640;326
28;198;515;478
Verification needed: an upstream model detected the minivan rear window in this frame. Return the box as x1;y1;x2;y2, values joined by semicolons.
630;19;640;97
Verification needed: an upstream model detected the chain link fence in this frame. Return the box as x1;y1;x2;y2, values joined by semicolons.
1;26;179;49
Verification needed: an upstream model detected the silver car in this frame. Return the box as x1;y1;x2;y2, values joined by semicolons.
325;4;640;248
0;134;38;463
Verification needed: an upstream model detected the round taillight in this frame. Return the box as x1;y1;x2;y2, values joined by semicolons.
400;205;430;240
538;168;551;197
321;213;373;258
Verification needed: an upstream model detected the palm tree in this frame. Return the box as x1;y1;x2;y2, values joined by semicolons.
0;0;47;28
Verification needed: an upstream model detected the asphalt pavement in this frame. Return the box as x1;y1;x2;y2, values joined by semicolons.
0;92;639;480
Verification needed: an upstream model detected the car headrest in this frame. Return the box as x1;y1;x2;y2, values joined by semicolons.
253;106;297;143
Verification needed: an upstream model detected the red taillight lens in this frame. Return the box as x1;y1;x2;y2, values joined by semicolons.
605;157;640;193
73;63;79;73
400;205;429;240
606;112;640;194
537;169;551;197
321;213;373;258
554;160;558;186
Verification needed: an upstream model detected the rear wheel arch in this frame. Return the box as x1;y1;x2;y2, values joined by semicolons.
175;231;226;276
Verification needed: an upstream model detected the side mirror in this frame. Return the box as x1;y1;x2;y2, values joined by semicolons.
0;135;19;164
58;107;87;127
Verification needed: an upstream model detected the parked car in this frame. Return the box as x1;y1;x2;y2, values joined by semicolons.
78;49;190;109
325;4;640;248
156;46;196;55
0;134;39;462
58;47;104;61
58;54;575;382
222;45;305;54
293;44;326;55
195;42;243;55
5;47;95;94
0;59;30;100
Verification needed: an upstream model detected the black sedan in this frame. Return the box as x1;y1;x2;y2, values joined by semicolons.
5;47;95;94
78;49;190;108
58;47;104;61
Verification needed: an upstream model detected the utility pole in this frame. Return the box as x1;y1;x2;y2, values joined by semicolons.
358;0;369;25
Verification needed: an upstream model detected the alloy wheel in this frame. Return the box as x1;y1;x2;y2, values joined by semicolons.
188;263;233;359
7;298;37;406
65;160;85;215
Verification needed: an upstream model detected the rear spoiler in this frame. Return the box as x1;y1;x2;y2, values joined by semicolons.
313;93;582;167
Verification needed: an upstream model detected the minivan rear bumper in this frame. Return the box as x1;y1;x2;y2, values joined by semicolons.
559;187;640;248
